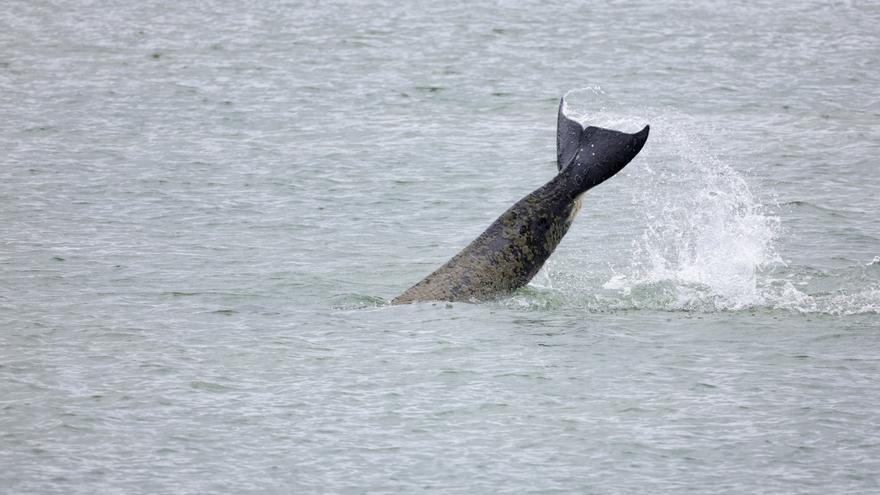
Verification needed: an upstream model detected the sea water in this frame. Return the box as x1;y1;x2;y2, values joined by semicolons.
1;1;878;493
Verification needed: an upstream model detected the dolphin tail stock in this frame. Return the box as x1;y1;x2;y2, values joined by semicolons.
556;98;650;194
390;98;651;305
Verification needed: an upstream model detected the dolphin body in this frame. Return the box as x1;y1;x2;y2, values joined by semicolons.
392;99;649;304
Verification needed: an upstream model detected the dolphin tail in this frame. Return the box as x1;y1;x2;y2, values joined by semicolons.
556;98;649;192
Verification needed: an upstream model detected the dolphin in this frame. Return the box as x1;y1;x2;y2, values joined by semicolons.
392;98;649;304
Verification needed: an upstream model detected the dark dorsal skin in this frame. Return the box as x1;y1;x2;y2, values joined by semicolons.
392;99;649;304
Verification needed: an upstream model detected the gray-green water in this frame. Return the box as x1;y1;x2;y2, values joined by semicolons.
2;1;879;493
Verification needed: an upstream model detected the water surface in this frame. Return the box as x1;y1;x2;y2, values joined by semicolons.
1;1;879;493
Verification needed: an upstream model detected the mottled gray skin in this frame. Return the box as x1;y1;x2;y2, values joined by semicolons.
393;100;649;304
393;170;583;304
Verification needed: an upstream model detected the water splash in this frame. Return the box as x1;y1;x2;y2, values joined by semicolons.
622;118;780;310
562;88;778;310
530;89;880;315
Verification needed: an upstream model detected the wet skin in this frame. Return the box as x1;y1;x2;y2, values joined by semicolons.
393;100;649;304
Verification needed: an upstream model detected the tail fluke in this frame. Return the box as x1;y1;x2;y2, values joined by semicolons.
556;98;649;192
557;99;584;171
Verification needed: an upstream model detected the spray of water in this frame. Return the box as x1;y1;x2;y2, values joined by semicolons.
560;88;778;311
621;119;780;310
515;87;879;315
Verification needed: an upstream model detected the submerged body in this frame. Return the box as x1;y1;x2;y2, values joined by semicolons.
392;100;649;304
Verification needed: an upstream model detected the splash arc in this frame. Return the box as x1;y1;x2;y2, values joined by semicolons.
392;98;649;304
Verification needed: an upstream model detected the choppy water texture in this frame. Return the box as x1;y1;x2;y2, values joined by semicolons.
2;1;879;493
